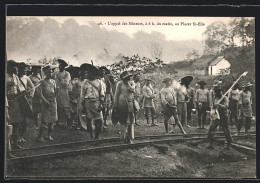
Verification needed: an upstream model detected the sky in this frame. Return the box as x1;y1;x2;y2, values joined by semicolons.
6;16;254;64
27;16;234;41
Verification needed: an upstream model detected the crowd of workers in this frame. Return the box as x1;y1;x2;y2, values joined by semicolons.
5;58;254;158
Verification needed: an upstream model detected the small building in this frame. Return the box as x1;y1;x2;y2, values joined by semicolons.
208;56;230;75
191;55;230;76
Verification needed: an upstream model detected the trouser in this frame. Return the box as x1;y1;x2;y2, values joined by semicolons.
119;112;135;142
11;123;21;144
229;100;238;126
187;101;193;122
6;125;11;155
178;102;187;126
39;122;54;138
102;107;110;125
237;116;251;133
57;107;71;125
197;102;208;127
86;117;103;138
208;112;233;145
19;118;28;138
34;113;41;128
144;107;156;124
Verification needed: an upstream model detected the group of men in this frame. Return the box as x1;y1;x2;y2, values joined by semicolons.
130;72;254;149
6;58;254;158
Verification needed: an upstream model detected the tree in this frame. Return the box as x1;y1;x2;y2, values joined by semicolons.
185;50;200;61
203;21;231;54
229;17;255;47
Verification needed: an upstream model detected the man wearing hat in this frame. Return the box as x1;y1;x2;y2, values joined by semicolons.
228;83;240;129
30;65;43;129
176;76;194;128
143;78;158;126
207;85;233;150
99;66;113;127
17;62;35;143
6;60;25;149
37;66;58;142
238;82;253;135
133;73;141;126
209;80;222;108
195;81;210;129
160;78;186;134
67;67;80;129
184;77;196;126
80;63;105;139
53;59;72;127
113;71;136;143
71;65;86;130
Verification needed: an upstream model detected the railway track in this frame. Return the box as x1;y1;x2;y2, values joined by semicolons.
10;131;251;155
8;132;255;163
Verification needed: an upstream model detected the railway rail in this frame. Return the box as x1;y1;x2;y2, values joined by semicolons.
8;132;255;163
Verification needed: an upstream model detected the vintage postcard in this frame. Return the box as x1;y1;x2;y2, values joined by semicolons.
5;15;256;178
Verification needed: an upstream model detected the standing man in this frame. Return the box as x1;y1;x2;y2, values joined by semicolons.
6;95;16;158
160;78;186;134
37;66;58;142
177;76;193;128
209;80;223;110
185;77;196;126
143;78;158;126
6;60;26;149
207;85;233;150
30;65;43;130
133;73;141;126
72;67;86;130
99;66;113;127
17;63;35;143
67;67;80;128
228;84;240;129
195;81;210;129
239;82;253;135
80;64;105;140
53;59;71;127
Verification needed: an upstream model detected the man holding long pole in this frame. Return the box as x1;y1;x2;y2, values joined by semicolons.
207;85;233;150
208;71;247;150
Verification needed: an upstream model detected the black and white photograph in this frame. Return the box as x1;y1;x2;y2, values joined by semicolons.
5;15;256;178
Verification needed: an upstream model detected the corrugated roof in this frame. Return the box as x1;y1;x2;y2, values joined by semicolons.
209;56;225;66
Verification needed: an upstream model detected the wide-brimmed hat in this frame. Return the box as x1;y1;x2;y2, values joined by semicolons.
31;65;42;70
162;78;172;83
180;76;193;85
197;80;207;86
80;63;101;77
7;60;17;69
66;66;80;77
213;85;222;90
213;80;222;87
99;66;110;74
57;59;68;67
133;72;141;79
18;62;30;71
242;82;253;88
120;71;133;80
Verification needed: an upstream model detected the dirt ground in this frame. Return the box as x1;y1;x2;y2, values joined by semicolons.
7;140;256;178
6;114;256;179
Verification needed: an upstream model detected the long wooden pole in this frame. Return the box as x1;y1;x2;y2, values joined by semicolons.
217;71;247;104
